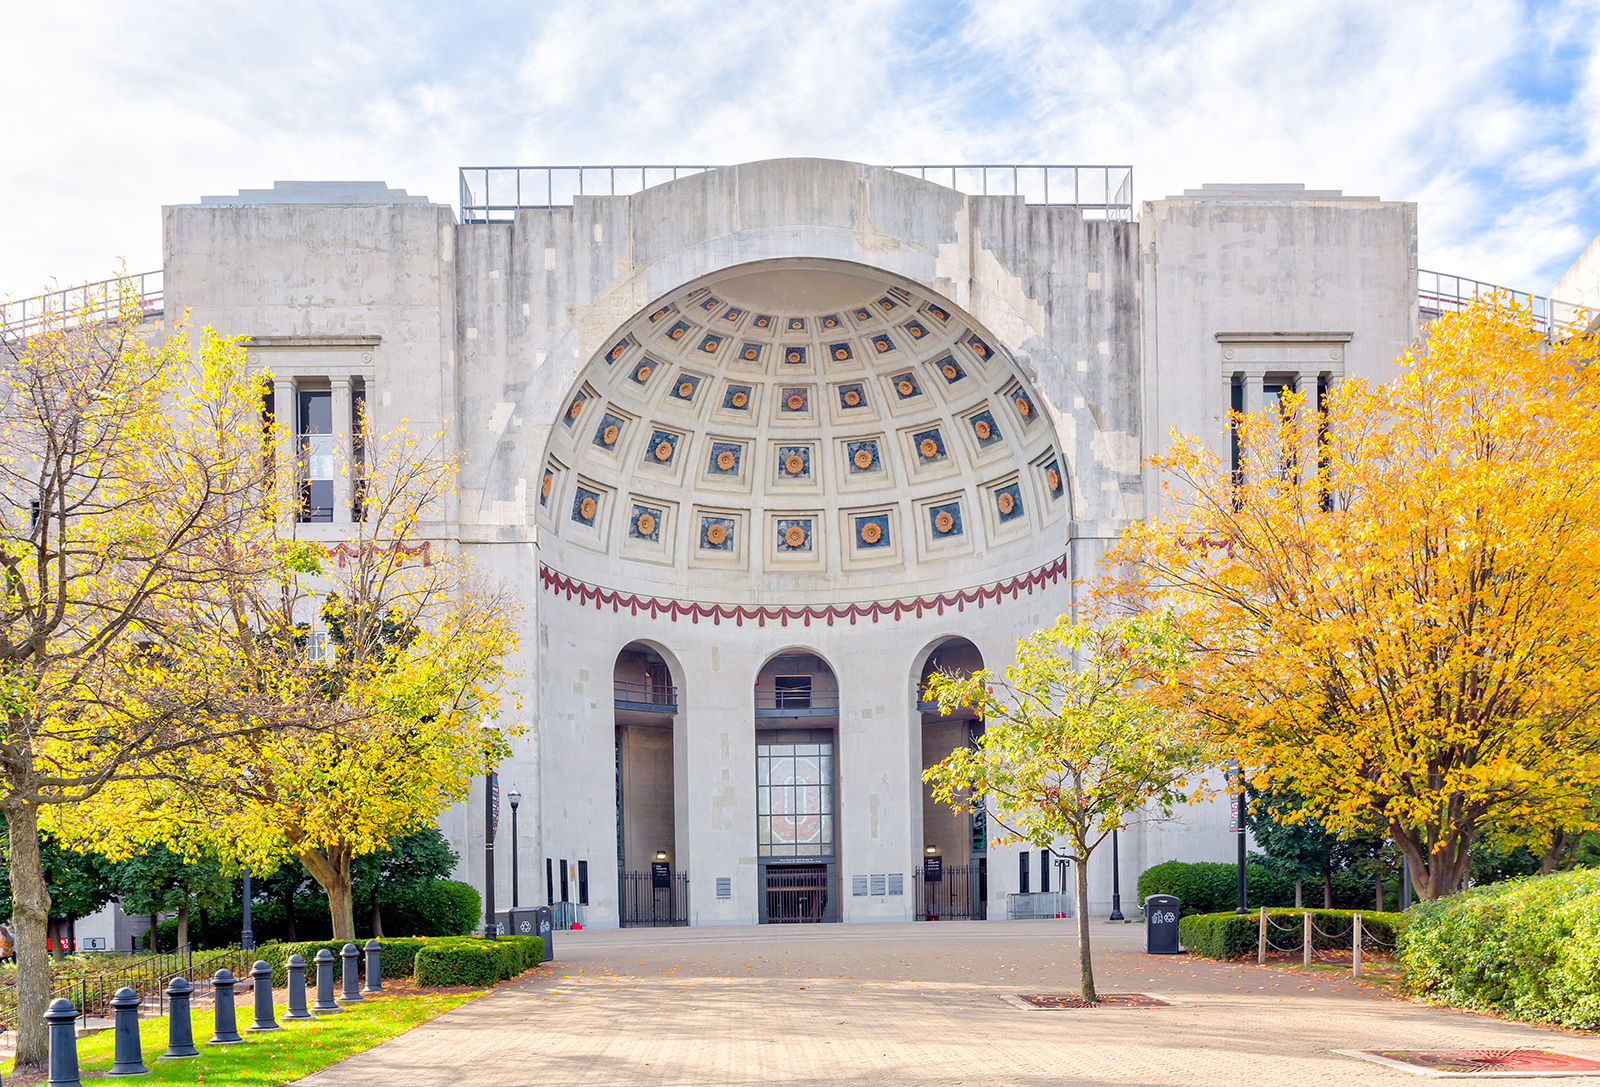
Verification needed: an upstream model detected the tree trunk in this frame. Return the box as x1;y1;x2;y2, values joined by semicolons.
5;800;52;1071
1374;873;1383;912
1541;829;1569;875
1074;852;1096;1003
371;897;383;939
298;843;357;941
149;915;158;951
285;891;298;942
176;905;189;950
51;919;63;962
1392;828;1475;900
1294;875;1302;908
1322;864;1333;908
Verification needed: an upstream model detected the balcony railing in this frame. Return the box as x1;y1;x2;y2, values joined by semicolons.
1;270;163;341
1418;268;1588;336
459;164;1134;223
754;689;841;716
613;680;677;713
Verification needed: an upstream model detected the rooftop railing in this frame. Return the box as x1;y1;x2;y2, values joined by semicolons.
459;164;1135;223
1418;268;1588;335
1;270;163;341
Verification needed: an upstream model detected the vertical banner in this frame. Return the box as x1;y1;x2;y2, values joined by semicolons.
1227;761;1244;834
489;771;500;841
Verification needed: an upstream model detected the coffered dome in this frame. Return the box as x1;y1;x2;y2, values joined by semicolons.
537;260;1068;599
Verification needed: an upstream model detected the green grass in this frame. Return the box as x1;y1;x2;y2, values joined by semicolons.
3;991;481;1084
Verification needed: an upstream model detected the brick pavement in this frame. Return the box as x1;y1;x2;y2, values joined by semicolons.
294;920;1600;1086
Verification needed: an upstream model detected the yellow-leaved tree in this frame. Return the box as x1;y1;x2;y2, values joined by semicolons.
61;422;520;940
1110;299;1600;900
0;287;298;1070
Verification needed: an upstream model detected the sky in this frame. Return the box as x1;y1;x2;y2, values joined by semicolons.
3;0;1598;303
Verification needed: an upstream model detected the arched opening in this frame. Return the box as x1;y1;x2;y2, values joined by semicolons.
918;637;987;920
614;641;686;926
754;650;839;923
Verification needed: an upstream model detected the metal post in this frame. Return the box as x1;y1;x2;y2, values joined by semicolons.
311;949;342;1014
160;977;199;1059
338;944;364;1004
1108;828;1124;921
363;940;383;994
1257;907;1266;965
241;866;253;950
247;960;280;1031
510;788;521;909
1235;790;1248;915
1402;856;1413;910
209;969;242;1044
107;987;147;1075
485;771;498;939
283;954;312;1020
1353;913;1363;978
46;996;82;1087
1302;911;1312;967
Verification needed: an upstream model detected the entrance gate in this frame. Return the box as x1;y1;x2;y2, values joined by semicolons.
915;862;987;920
764;864;830;922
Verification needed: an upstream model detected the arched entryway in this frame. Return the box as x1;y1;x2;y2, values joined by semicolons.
614;641;687;925
918;637;987;920
754;650;839;923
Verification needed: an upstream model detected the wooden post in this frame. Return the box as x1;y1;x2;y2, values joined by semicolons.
1353;912;1363;978
1302;910;1312;967
1258;906;1266;965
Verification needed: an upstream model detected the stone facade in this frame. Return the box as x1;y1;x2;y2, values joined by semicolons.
160;161;1419;926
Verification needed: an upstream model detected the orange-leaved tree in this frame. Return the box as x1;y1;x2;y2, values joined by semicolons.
1109;298;1600;900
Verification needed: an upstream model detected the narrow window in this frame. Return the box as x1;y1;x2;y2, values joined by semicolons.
297;389;333;522
560;859;570;903
351;381;367;521
577;860;589;906
1229;376;1244;486
1040;850;1050;893
545;858;554;905
1019;850;1030;895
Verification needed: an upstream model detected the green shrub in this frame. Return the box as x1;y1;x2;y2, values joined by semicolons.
412;936;542;986
1137;860;1297;915
1399;869;1600;1029
1178;908;1407;960
379;880;481;937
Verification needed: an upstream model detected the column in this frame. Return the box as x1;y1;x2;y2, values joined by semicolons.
272;378;296;524
329;376;353;524
1241;373;1265;417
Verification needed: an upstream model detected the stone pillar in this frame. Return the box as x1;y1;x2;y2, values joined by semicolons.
330;376;353;524
273;377;296;522
1241;373;1265;417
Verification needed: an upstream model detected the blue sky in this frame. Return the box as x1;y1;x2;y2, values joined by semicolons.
3;0;1597;302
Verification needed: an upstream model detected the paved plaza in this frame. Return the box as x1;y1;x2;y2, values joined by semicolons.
292;920;1600;1086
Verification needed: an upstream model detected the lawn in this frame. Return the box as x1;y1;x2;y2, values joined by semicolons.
3;990;482;1085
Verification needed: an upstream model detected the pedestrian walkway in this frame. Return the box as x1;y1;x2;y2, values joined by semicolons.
295;920;1600;1086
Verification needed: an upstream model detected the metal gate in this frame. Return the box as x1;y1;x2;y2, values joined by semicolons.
618;871;689;927
915;863;986;920
764;864;830;923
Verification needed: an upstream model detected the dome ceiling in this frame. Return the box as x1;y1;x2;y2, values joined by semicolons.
538;262;1067;594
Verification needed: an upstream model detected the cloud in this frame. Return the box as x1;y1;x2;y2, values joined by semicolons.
1;0;1596;300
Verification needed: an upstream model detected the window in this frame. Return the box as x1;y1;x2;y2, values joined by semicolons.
773;675;812;709
545;858;554;905
577;860;589;906
559;859;569;903
1019;850;1030;894
298;389;333;522
1040;850;1050;893
756;741;834;857
306;631;329;663
351;382;368;521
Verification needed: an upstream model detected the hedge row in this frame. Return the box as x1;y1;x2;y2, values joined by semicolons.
1137;860;1297;915
414;937;543;986
257;934;542;987
1399;869;1600;1029
1178;909;1407;960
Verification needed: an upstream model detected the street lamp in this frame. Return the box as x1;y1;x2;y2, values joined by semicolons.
1108;828;1124;921
508;785;522;909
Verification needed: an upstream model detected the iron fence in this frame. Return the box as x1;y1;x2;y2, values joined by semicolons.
460;164;1134;222
914;864;986;920
1418;268;1588;336
1;270;164;340
764;863;830;923
618;871;690;927
550;901;586;930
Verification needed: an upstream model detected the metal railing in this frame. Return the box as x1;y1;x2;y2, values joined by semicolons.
754;689;841;715
1;270;164;340
1006;891;1075;919
618;871;690;927
915;865;986;920
613;680;678;711
460;164;1134;222
1418;268;1588;335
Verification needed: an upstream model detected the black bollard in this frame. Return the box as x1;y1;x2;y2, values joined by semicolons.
209;968;242;1044
160;976;199;1059
106;987;148;1076
284;954;312;1020
247;960;280;1032
362;939;383;994
311;949;342;1014
338;943;364;1004
45;996;82;1087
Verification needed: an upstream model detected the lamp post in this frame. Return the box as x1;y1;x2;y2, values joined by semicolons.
1108;829;1124;921
1229;761;1247;914
484;771;498;939
241;866;254;950
508;785;521;909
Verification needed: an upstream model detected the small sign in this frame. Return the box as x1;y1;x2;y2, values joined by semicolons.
83;937;107;951
652;861;671;889
1227;762;1244;834
924;855;943;883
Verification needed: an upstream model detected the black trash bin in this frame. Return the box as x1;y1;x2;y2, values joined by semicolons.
1143;894;1181;954
531;905;554;963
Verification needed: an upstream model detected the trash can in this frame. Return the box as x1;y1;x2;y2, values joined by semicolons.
1143;894;1181;954
531;905;554;963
